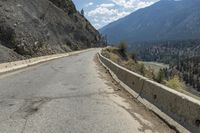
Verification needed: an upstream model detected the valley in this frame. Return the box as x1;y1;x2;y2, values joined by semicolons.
100;0;200;95
135;40;200;93
0;0;200;132
139;61;169;75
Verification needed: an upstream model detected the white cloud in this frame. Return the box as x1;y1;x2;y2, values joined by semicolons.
84;0;158;29
85;2;94;7
99;3;115;8
111;0;156;9
87;3;130;29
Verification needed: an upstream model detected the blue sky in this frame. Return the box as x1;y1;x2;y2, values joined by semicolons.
72;0;159;29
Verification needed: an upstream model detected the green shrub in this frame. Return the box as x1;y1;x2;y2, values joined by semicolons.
166;75;185;90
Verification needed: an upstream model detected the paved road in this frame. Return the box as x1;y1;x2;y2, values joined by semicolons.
0;49;175;133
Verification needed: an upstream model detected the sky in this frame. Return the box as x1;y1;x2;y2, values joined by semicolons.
72;0;159;29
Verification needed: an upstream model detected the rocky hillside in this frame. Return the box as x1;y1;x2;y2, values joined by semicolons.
0;0;102;63
100;0;200;44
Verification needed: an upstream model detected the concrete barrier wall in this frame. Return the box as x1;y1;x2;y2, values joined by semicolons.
98;52;200;133
0;49;91;73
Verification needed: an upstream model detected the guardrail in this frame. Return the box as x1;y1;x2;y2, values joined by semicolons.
0;49;92;74
98;51;200;133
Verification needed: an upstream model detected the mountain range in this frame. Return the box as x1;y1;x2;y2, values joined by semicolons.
100;0;200;44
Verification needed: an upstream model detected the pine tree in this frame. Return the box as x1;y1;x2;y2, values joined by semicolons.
156;69;165;83
81;9;84;16
140;64;145;76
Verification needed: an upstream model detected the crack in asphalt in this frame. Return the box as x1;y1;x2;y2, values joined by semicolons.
0;91;115;117
1;91;116;133
18;98;50;118
0;91;115;101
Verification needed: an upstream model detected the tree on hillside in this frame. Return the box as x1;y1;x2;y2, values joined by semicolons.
130;52;137;63
118;41;128;58
156;69;165;83
81;9;84;16
140;63;145;76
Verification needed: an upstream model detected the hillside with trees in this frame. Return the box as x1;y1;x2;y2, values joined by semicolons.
136;40;200;64
136;39;200;93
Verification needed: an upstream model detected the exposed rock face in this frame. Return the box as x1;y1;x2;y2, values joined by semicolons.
0;0;102;63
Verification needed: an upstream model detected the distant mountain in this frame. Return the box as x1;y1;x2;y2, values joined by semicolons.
100;0;200;44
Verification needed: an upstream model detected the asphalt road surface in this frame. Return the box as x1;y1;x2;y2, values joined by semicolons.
0;49;176;133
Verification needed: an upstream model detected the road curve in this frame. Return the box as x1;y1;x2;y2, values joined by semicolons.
0;49;175;133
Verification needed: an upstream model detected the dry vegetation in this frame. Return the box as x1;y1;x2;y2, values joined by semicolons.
102;43;186;91
102;45;155;79
166;76;185;91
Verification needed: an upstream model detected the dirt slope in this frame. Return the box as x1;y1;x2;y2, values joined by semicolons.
0;0;102;63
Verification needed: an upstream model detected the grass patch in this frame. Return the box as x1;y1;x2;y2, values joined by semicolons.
166;75;185;90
